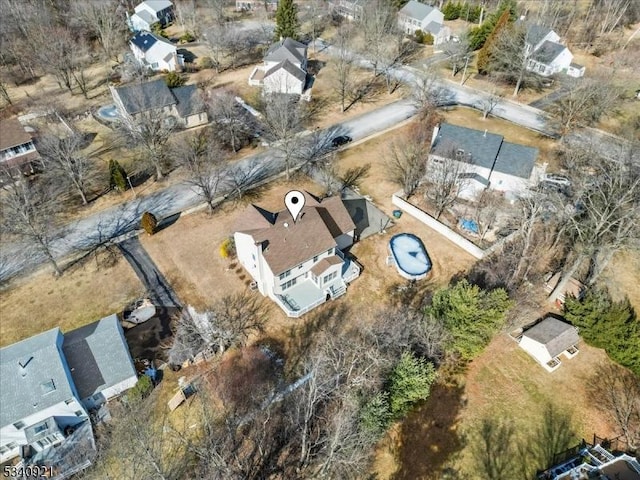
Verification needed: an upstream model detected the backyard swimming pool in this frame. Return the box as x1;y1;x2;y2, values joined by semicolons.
389;233;432;280
96;104;120;122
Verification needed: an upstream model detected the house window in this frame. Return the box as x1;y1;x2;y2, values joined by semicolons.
313;255;318;263
279;270;291;280
151;62;159;69
0;446;8;455
74;411;84;417
327;248;333;255
281;278;297;290
34;424;48;435
6;442;17;450
40;379;56;394
323;271;338;284
13;421;25;430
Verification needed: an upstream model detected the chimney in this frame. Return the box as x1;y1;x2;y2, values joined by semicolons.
431;123;440;147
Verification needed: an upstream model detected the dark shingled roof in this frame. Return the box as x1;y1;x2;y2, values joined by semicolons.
264;59;307;83
526;24;552;47
431;123;538;179
171;85;205;117
112;79;176;115
130;31;160;52
63;315;136;401
494;141;538;179
531;40;567;64
265;38;307;65
399;0;436;21
235;192;356;276
523;317;579;358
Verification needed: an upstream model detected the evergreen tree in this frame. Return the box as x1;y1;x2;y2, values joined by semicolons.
141;211;158;235
274;0;299;41
109;159;128;192
388;351;437;417
428;280;513;361
360;392;392;435
476;9;511;73
564;288;640;376
468;0;517;50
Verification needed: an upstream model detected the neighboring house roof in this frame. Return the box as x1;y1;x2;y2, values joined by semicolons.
0;117;32;151
526;23;553;47
112;79;176;115
236;192;356;276
523;317;579;358
265;37;307;66
130;31;174;53
531;40;567;65
264;59;307;83
494;141;538;179
399;0;436;21
431;123;538;180
137;0;173;13
171;85;205;117
62;315;136;401
0;328;75;428
132;9;156;26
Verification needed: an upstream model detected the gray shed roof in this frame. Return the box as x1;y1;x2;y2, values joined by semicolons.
265;38;307;65
431;123;538;179
264;59;307;83
139;0;173;13
0;329;76;428
62;315;137;401
172;85;206;117
494;141;538;179
524;317;579;358
399;0;436;21
132;9;156;26
531;40;567;65
112;79;176;115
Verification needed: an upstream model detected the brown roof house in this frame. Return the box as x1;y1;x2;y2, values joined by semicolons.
519;317;580;372
0;117;41;175
233;192;360;317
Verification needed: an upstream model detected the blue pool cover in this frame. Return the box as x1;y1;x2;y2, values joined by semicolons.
389;233;432;279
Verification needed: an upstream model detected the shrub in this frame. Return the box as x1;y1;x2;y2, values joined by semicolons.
360;392;392;435
442;1;461;20
151;22;168;38
423;32;434;45
388;351;437;417
109;159;128;192
199;56;215;70
414;29;426;44
126;375;154;403
164;71;185;88
141;211;158;235
220;237;236;259
179;31;196;43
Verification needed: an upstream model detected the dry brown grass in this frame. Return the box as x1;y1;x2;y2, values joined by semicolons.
600;249;640;312
0;251;142;347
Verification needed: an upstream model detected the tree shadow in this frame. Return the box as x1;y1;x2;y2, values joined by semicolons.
392;381;466;480
156;212;181;232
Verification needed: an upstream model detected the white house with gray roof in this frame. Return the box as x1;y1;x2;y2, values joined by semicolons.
0;316;137;463
110;79;208;129
519;317;579;372
397;1;450;45
249;38;309;96
129;0;174;32
428;122;544;199
524;24;584;78
130;30;183;72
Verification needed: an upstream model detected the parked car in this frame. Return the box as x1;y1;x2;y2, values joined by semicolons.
332;135;352;147
543;173;571;186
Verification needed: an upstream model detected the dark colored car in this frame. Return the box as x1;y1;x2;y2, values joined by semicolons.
332;135;352;147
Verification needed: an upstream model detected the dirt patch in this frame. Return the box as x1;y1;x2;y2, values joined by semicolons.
0;251;142;347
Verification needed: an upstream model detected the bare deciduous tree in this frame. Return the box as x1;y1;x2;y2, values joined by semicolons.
410;70;449;113
441;35;474;79
1;177;62;276
425;144;472;219
479;86;502;120
38;130;100;205
386;124;431;198
178;129;228;212
359;0;397;76
331;25;356;112
168;293;268;366
71;0;126;61
208;91;254;152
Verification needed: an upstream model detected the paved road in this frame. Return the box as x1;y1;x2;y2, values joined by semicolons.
119;237;181;308
529;85;570;109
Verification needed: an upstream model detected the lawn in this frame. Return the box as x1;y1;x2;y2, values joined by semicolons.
0;250;142;347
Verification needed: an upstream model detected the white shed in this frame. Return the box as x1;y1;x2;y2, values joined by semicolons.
519;317;579;372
